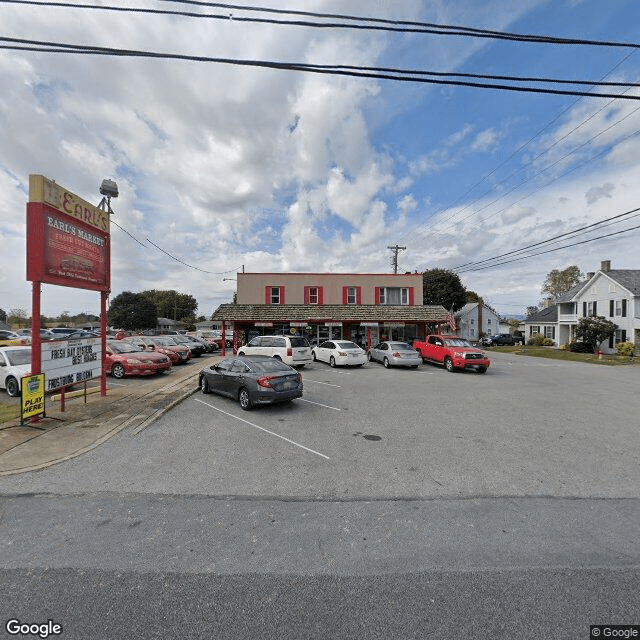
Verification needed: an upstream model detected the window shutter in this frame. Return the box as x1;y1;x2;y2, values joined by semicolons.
356;287;362;305
265;286;271;304
375;287;381;305
318;287;324;305
593;301;597;316
583;302;587;317
622;299;627;317
279;286;285;305
610;300;614;317
342;287;348;305
609;335;614;349
304;287;310;304
622;330;627;342
409;287;415;305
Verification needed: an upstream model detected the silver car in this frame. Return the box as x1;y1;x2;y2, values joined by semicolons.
367;341;422;369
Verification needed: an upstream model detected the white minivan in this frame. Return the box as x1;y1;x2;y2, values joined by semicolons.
238;335;312;368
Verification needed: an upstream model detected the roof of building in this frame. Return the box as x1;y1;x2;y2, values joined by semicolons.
526;305;558;323
454;302;501;318
211;304;448;323
605;270;640;296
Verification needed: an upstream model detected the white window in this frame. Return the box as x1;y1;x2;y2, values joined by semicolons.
270;287;280;304
615;300;623;316
544;326;555;339
309;287;318;304
347;287;357;304
379;287;409;305
587;301;595;315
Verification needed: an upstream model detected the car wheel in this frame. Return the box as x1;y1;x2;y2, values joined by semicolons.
367;352;373;361
111;363;126;379
273;355;282;361
237;351;245;356
5;376;19;397
411;365;418;369
444;357;454;372
383;357;390;369
200;375;210;393
238;387;253;411
312;351;317;361
329;356;336;368
477;366;487;374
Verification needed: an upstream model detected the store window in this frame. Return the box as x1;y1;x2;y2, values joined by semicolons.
377;287;411;305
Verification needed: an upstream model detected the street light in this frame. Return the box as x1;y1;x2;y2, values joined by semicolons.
98;178;118;214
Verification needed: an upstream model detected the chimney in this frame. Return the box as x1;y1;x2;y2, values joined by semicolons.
601;260;611;272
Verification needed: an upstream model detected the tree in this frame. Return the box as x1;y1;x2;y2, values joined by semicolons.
466;290;481;303
574;315;617;352
0;308;6;323
526;305;540;318
422;269;467;311
7;307;28;328
143;290;198;321
108;291;157;331
541;265;583;300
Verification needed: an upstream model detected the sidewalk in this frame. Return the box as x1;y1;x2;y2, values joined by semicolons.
0;355;220;476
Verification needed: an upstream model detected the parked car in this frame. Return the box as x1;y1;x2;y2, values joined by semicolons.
0;346;31;397
122;336;182;365
105;341;172;378
238;335;312;368
15;328;57;341
199;355;303;410
367;341;422;368
0;330;30;347
147;336;191;364
165;334;207;358
184;335;216;354
413;335;490;373
490;333;524;346
312;340;367;367
48;327;76;338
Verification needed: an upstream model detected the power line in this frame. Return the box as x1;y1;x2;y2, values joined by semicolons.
4;0;640;50
2;37;640;100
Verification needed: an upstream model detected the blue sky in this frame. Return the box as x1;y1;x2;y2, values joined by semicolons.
1;0;640;320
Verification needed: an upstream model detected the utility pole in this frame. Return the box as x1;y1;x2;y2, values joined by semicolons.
387;245;406;274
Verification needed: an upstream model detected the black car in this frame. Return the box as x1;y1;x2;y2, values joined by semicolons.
490;333;524;346
163;334;207;358
199;355;303;410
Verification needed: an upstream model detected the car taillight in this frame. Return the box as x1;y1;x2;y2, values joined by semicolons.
337;351;347;356
287;347;293;356
392;352;401;357
257;375;277;388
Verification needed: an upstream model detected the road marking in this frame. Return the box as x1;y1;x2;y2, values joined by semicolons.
194;398;330;460
303;378;342;387
298;398;341;411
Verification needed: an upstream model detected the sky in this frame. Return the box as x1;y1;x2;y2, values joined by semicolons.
1;0;640;321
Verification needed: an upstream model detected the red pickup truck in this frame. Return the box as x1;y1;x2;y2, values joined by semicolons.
412;335;490;373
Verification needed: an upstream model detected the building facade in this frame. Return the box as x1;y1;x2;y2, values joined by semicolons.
212;272;449;353
454;302;501;341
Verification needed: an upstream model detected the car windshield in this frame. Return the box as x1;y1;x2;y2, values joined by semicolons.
389;343;414;350
444;339;472;347
5;348;31;365
336;341;359;349
154;338;178;346
109;342;141;354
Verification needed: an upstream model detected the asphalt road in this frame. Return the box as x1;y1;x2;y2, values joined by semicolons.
1;352;639;639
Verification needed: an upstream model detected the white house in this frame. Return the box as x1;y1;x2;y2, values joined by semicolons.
556;260;640;353
524;305;559;344
454;302;501;342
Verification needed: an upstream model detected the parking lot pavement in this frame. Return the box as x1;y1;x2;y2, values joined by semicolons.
0;356;218;476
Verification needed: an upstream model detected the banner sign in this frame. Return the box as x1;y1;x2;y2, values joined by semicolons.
21;373;45;421
360;322;379;327
324;322;342;327
290;322;308;327
41;338;102;392
254;322;273;327
26;175;110;292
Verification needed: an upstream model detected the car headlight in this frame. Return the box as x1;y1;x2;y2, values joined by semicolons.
125;359;142;364
453;351;465;358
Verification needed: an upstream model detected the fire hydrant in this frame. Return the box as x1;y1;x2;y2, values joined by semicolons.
597;350;603;360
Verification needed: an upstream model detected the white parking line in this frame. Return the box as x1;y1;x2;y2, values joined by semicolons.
303;378;342;387
194;398;330;460
298;398;341;411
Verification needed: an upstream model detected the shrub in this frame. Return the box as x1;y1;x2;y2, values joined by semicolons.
568;340;594;353
543;338;554;346
615;341;635;360
527;334;546;346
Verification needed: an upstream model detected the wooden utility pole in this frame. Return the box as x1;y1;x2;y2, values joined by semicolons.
387;245;406;274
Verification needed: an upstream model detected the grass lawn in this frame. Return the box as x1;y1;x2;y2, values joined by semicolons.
487;345;636;366
0;402;20;424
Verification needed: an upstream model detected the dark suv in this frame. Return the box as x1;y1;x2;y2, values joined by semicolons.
490;333;524;346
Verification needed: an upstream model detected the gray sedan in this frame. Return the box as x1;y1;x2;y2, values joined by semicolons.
199;355;303;410
367;341;422;368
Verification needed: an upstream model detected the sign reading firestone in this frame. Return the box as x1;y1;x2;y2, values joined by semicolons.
26;174;111;291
